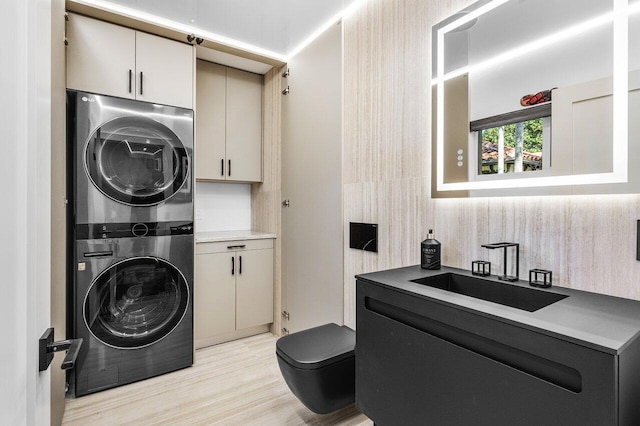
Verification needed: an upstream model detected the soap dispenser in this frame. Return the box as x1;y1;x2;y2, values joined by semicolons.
421;229;441;270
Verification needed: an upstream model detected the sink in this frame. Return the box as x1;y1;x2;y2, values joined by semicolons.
410;273;567;312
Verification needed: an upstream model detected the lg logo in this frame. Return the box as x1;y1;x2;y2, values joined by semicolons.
81;96;95;103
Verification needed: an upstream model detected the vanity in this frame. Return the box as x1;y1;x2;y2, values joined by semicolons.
355;266;640;425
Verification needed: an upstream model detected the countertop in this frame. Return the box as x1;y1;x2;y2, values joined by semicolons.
196;230;276;243
357;265;640;355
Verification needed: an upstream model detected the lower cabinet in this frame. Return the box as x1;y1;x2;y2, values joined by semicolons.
195;238;274;348
356;279;631;426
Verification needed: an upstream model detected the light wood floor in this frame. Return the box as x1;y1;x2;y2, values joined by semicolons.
62;333;372;426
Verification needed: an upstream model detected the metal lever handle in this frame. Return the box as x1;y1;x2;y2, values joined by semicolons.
39;328;83;372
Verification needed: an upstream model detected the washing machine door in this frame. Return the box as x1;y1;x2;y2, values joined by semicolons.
85;116;189;206
84;257;189;349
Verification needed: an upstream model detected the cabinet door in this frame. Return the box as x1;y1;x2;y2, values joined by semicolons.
195;252;236;347
236;249;273;329
226;68;263;182
135;31;193;109
66;13;136;99
196;60;227;180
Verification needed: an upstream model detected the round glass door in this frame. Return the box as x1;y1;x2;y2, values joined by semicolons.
85;116;189;206
84;257;189;349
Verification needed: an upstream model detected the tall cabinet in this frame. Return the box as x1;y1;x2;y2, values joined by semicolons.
196;60;263;182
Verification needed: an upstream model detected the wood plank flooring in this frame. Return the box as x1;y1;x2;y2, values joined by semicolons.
62;333;371;426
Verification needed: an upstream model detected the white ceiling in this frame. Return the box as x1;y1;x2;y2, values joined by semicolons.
100;0;357;58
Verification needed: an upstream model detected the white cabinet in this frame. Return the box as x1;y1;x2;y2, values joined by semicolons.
66;13;193;109
196;60;263;182
195;238;274;348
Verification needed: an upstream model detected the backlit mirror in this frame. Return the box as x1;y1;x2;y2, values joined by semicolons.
431;0;639;197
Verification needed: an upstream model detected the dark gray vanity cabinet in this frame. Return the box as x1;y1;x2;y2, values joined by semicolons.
356;278;640;426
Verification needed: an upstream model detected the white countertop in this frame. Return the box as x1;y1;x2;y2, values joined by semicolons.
195;230;277;243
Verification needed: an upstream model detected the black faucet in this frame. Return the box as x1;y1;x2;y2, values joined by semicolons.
481;242;519;282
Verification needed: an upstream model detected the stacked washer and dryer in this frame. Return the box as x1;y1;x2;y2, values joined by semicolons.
67;91;194;396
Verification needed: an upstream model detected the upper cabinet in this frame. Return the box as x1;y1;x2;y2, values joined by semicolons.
196;60;263;182
66;13;193;109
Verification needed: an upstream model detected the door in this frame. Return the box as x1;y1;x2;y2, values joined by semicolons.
195;252;236;345
85;115;190;206
196;60;227;180
84;257;190;348
281;22;343;333
135;31;194;109
66;13;136;99
2;0;55;422
226;67;263;182
236;249;274;329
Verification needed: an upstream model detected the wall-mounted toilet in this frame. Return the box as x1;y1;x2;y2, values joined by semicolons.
276;323;355;414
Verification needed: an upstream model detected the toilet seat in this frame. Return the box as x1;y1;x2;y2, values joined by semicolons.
276;323;355;369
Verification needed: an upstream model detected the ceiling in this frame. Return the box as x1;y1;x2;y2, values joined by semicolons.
97;0;357;58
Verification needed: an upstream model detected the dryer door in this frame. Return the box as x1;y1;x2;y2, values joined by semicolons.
85;116;189;206
84;257;190;349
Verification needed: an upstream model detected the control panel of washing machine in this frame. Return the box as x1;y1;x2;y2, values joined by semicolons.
75;221;194;239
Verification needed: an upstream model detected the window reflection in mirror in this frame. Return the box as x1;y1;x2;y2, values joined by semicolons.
478;118;545;175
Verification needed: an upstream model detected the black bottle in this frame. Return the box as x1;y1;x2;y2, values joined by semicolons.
421;229;441;270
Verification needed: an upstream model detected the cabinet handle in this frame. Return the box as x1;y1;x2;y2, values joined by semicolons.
228;159;231;177
221;159;224;176
231;256;235;275
227;245;246;250
140;71;143;95
128;69;132;93
239;256;242;274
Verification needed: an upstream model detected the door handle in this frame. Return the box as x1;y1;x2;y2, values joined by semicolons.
128;69;132;93
239;255;242;274
140;71;144;95
228;159;231;177
221;159;224;176
39;328;83;372
231;256;235;275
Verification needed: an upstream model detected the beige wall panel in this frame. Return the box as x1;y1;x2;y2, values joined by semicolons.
252;67;282;336
135;31;193;109
226;68;263;182
66;13;136;98
196;60;227;180
342;0;640;325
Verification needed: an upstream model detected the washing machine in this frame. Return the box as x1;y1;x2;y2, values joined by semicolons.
70;226;193;397
67;90;193;225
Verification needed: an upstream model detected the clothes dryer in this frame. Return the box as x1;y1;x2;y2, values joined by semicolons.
70;225;193;396
67;90;193;225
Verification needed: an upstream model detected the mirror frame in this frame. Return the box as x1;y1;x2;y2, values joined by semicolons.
432;0;630;193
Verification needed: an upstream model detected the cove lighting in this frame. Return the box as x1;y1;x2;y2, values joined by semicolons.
69;0;371;62
69;0;288;62
435;0;630;192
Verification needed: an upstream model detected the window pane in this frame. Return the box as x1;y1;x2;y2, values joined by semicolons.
479;119;543;174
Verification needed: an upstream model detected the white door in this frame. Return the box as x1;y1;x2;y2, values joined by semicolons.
1;0;55;423
281;22;343;334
